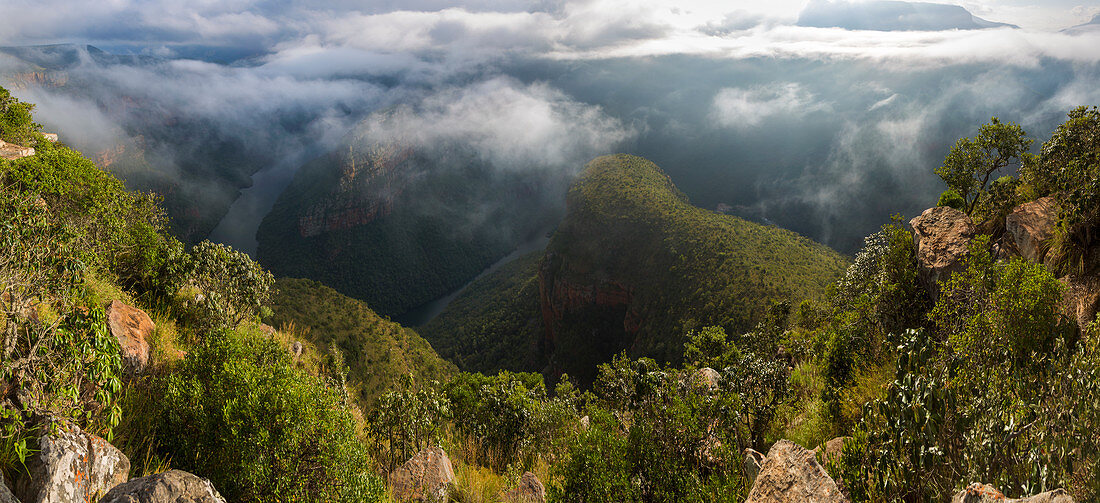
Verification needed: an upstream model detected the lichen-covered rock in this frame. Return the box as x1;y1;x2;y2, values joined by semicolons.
745;440;847;503
1005;196;1059;263
105;300;154;374
98;469;226;503
691;367;720;391
951;483;1075;502
14;417;130;503
910;206;975;296
389;446;455;502
502;472;545;503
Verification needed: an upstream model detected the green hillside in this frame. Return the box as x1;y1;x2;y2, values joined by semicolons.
266;277;456;406
541;154;849;383
420;251;546;375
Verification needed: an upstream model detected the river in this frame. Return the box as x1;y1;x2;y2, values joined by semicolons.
395;229;552;327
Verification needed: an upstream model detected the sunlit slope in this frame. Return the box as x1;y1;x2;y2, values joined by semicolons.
265;277;456;407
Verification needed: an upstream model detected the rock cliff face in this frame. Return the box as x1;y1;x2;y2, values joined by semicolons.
295;144;410;238
537;253;640;348
257;130;562;318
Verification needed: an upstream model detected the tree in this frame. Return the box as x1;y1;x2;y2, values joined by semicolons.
188;241;275;331
0;86;42;146
935;118;1032;215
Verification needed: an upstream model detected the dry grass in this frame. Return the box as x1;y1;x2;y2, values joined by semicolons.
448;461;507;503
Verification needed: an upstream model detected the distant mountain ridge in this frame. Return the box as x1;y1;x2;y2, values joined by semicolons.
424;154;849;385
797;0;1017;31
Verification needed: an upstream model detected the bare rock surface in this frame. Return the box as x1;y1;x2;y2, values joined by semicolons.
98;470;226;503
1;478;18;503
14;416;130;503
105;300;154;374
910;206;975;295
389;446;455;502
692;367;720;391
745;440;847;503
502;472;545;503
1005;196;1059;263
951;483;1075;502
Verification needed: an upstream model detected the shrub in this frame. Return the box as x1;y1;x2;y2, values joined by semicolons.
0;87;41;145
937;189;965;210
156;331;381;502
187;241;275;331
553;355;746;503
370;377;450;470
445;371;553;471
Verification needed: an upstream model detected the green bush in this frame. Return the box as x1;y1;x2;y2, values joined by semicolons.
156;331;382;502
187;240;275;331
370;377;450;470
937;189;965;210
0;87;41;145
444;371;578;472
553;355;745;503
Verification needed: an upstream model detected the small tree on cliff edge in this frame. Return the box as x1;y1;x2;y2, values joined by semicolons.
935;117;1032;215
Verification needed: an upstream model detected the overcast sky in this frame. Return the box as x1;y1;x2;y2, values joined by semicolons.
3;0;1100;254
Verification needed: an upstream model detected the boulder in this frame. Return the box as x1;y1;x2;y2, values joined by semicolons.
817;436;848;466
502;472;546;503
745;440;847;503
389;446;455;502
98;470;226;503
1;478;18;503
1005;196;1059;263
951;483;1075;502
693;367;721;391
744;448;766;489
14;417;130;503
105;300;154;374
910;206;976;296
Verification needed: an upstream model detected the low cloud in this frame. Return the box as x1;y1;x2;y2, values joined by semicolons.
711;83;825;129
353;77;633;171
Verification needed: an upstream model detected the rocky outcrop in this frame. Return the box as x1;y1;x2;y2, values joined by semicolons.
538;255;638;347
910;206;975;296
98;470;226;503
502;472;545;503
745;440;847;503
1005;196;1058;263
0;139;35;160
951;483;1075;502
389;446;455;502
105;300;154;374
14;417;130;503
1060;274;1100;334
